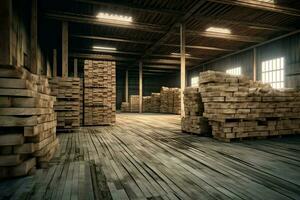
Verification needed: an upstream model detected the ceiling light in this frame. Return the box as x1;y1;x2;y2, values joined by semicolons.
93;46;117;51
257;0;274;3
206;27;231;34
171;53;191;57
96;12;132;22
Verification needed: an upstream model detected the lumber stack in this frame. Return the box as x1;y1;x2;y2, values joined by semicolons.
121;102;130;112
80;78;84;126
150;93;161;113
0;65;58;179
130;95;140;113
142;96;152;112
49;77;80;131
181;87;210;134
160;87;181;114
198;71;300;141
173;88;181;115
84;60;116;125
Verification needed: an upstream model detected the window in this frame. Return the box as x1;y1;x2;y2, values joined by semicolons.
226;67;241;76
191;76;199;87
262;57;284;89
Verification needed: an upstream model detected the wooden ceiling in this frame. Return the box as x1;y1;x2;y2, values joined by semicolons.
40;0;300;73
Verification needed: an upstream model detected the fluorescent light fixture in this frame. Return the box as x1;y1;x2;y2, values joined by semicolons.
206;27;231;34
257;0;274;3
93;46;117;51
96;12;132;22
171;53;191;57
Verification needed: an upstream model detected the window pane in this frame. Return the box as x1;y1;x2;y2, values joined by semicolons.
261;57;284;89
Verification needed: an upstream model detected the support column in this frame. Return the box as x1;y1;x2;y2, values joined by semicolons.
125;69;129;102
74;58;78;77
139;61;143;113
253;47;257;81
0;0;12;65
62;21;68;77
180;24;186;117
31;0;38;74
53;49;57;77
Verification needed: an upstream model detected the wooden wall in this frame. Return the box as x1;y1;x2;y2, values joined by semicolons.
189;33;300;89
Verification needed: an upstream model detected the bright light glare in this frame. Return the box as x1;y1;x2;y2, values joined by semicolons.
96;12;132;22
257;0;274;3
171;53;191;57
93;46;117;51
206;27;231;34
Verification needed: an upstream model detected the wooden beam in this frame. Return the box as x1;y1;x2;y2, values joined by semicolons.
45;11;166;34
143;65;179;70
192;16;295;32
180;24;186;117
72;0;182;16
72;34;234;51
125;70;128;103
52;49;57;77
139;61;143;113
62;21;68;77
31;0;38;74
74;58;78;77
207;0;300;17
140;1;207;59
186;30;265;43
69;53;135;62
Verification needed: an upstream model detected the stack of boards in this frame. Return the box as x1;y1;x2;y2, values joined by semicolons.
181;70;300;142
84;60;116;125
130;95;139;113
142;96;151;112
0;65;58;179
121;102;130;112
151;93;161;113
182;87;210;134
49;77;80;131
80;79;84;126
160;87;181;114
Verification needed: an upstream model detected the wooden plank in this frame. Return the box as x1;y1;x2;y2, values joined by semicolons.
0;134;24;146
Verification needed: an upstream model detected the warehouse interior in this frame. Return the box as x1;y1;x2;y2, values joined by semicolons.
0;0;300;199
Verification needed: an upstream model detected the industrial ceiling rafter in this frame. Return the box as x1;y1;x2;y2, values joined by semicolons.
207;0;300;17
45;11;264;43
71;34;235;51
71;0;297;32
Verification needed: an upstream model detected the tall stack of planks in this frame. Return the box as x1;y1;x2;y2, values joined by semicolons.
160;87;181;114
84;60;116;125
130;95;139;113
79;78;84;126
0;65;58;179
49;77;80;131
182;87;210;134
150;93;161;113
142;96;152;112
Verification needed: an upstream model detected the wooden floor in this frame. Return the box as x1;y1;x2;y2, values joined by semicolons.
1;113;300;200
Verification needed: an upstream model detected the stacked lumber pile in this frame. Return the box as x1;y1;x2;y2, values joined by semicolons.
198;71;300;141
80;78;84;126
0;65;58;179
130;95;140;113
150;93;161;113
49;77;80;131
160;87;181;114
121;102;130;112
160;87;169;113
181;87;210;134
84;60;116;125
173;88;181;114
142;96;152;112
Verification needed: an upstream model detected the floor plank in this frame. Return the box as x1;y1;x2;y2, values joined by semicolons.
0;113;300;200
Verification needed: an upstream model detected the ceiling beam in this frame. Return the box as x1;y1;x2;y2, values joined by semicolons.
207;0;300;17
44;11;167;34
71;48;204;60
46;11;265;43
186;30;265;43
140;1;207;59
72;0;182;16
192;16;295;32
69;53;136;61
71;34;234;51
